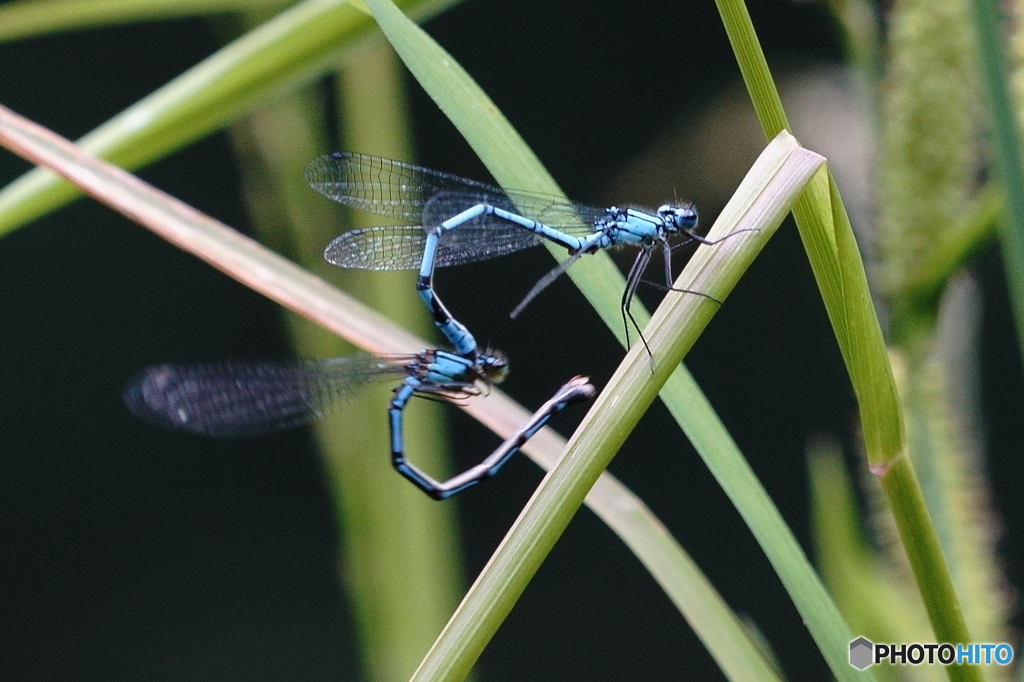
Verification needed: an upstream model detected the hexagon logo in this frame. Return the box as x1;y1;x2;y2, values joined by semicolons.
850;637;874;670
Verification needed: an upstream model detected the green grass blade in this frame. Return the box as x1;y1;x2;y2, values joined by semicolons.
716;0;982;679
716;0;894;486
0;0;459;235
0;0;286;42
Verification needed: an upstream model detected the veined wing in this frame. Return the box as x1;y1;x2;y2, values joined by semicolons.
324;224;545;270
325;227;428;270
123;355;407;437
305;152;608;235
305;152;509;223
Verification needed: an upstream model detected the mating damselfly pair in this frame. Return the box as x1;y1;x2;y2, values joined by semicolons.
126;152;723;499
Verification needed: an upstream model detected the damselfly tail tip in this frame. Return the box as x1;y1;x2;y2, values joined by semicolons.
558;375;597;403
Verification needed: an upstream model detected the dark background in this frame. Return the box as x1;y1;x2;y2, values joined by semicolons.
1;0;1021;680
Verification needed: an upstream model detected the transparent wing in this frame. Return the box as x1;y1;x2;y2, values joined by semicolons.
123;355;406;438
324;225;545;270
305;152;508;223
305;151;608;234
324;227;429;270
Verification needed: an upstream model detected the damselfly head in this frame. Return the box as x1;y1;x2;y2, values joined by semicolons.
657;204;698;233
477;349;510;385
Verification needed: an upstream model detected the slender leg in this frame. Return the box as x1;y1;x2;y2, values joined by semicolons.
509;251;584;320
389;376;596;500
622;248;654;361
640;233;741;302
660;235;724;302
679;226;759;247
656;228;760;302
661;235;674;290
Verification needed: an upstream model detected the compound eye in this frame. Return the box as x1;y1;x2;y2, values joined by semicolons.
673;207;698;230
480;352;510;384
487;363;510;384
